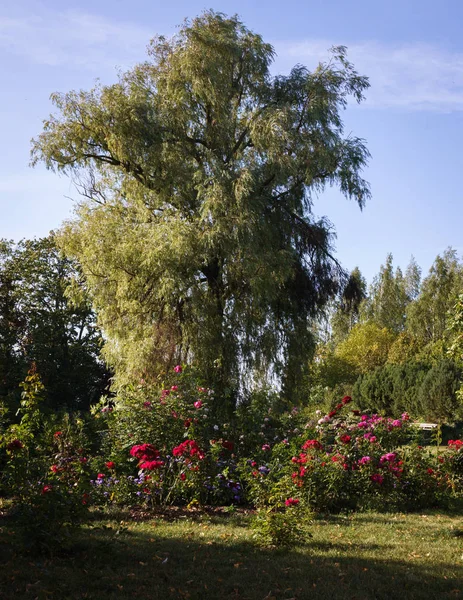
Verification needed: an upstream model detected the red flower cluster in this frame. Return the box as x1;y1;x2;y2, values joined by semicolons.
173;439;205;460
130;443;164;469
370;473;384;485
302;439;323;451
105;461;115;469
221;440;234;451
448;439;463;449
285;498;300;506
130;443;160;460
339;434;351;444
326;397;352;420
6;439;23;451
41;485;52;494
140;460;164;470
292;453;310;465
291;467;307;487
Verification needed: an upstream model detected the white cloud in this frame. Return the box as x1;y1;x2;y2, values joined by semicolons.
1;8;463;112
0;9;151;70
275;40;463;112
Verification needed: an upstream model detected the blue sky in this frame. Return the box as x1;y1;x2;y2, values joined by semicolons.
1;0;463;284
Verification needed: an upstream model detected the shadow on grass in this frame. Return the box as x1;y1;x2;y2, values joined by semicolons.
0;516;461;600
95;505;253;526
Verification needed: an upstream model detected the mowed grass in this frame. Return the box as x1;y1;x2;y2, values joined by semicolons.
0;508;462;600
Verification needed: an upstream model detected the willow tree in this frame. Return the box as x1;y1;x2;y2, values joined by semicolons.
32;11;370;403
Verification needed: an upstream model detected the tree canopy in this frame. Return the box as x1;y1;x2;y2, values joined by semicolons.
32;11;370;402
0;236;109;414
406;248;463;347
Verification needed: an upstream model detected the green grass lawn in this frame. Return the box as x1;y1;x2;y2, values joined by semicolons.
1;507;462;600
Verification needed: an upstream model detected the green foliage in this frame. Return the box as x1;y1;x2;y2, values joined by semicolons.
353;361;429;416
251;504;313;547
1;370;92;551
447;292;463;402
361;254;412;333
31;11;371;403
0;235;109;415
352;359;462;421
386;332;421;364
243;405;463;514
330;267;367;344
335;322;396;375
406;248;463;347
448;293;463;361
311;346;357;393
418;359;462;422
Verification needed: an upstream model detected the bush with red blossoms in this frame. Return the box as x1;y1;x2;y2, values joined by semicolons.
242;399;463;513
6;439;24;452
1;382;93;550
172;439;205;460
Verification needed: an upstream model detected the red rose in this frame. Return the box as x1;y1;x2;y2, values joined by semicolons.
221;440;234;451
6;439;23;451
173;439;205;460
139;460;164;470
302;439;322;451
105;461;115;469
130;443;160;461
285;498;300;506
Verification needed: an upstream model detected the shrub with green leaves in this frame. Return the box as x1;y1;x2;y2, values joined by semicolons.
1;369;93;550
240;399;463;513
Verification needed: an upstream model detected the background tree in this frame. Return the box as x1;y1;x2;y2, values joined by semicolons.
31;11;371;404
361;254;410;333
417;359;462;423
335;322;395;375
404;255;421;302
386;332;421;365
406;248;463;349
0;240;23;410
0;235;109;415
353;361;429;416
330;266;366;344
447;292;463;403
